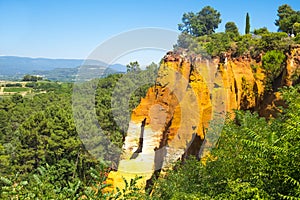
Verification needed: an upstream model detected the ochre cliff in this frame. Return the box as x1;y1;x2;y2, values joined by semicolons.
106;45;300;192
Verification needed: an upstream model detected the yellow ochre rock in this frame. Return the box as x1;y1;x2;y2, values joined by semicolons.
107;47;300;192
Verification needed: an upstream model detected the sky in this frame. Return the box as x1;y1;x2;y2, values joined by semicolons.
0;0;299;65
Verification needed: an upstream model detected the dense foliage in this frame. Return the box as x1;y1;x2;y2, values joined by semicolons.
225;21;239;36
177;4;300;59
178;6;221;36
275;4;300;35
0;82;99;198
245;12;250;34
22;75;43;82
0;63;158;199
152;85;300;199
262;50;286;90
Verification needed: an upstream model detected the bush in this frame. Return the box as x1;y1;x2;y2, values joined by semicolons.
25;82;37;88
205;32;235;57
234;34;260;57
262;50;286;82
294;34;300;44
5;83;22;87
258;32;290;52
22;75;43;82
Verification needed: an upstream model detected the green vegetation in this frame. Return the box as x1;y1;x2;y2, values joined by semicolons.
225;21;239;36
5;83;22;87
275;4;300;35
176;25;294;60
0;62;158;199
177;4;300;60
254;27;269;35
126;61;141;72
177;24;294;59
2;78;299;199
262;50;286;89
25;82;37;88
3;87;30;93
0;81;72;98
22;74;43;82
245;12;250;34
293;22;300;35
1;3;300;199
178;6;221;36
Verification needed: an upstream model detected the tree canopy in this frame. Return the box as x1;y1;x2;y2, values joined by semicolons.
178;6;221;36
254;27;269;35
126;61;141;72
225;21;239;36
22;74;43;82
275;4;300;35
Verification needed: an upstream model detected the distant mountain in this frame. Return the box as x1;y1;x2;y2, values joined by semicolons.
0;56;126;81
33;65;125;82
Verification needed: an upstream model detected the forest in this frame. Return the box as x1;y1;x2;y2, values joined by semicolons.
1;4;300;200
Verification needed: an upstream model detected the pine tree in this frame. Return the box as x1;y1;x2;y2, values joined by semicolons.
245;13;250;34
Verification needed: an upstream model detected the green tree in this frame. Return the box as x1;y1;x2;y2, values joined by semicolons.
225;21;239;36
258;32;289;52
253;27;269;35
178;6;221;36
22;74;42;82
176;32;195;49
293;22;300;35
126;61;141;72
205;32;234;57
262;50;286;82
245;12;250;34
275;4;300;34
0;144;9;175
234;34;260;57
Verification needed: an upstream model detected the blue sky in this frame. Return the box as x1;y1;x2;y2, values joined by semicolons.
0;0;299;63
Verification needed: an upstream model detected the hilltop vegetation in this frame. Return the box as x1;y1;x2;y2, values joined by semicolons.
0;4;300;199
176;4;300;58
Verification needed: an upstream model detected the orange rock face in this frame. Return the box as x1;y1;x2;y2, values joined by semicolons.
107;46;300;192
283;44;300;86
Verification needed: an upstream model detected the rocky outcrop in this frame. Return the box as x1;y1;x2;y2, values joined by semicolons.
283;44;300;86
106;46;300;192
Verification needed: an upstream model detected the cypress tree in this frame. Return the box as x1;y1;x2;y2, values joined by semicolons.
245;12;250;34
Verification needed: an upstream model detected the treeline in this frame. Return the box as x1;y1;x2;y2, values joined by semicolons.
176;4;300;94
22;74;43;82
176;4;300;58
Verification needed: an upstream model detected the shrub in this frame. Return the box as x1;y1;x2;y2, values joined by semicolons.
25;82;37;88
262;50;286;89
5;83;22;87
258;32;289;52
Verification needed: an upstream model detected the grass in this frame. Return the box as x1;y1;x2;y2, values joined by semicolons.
3;87;30;93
